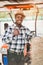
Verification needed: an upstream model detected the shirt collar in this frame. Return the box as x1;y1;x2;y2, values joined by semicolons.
14;22;23;29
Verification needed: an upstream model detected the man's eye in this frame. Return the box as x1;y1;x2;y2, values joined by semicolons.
18;17;19;18
17;17;22;18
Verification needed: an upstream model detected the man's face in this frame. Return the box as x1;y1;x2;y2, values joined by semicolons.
15;14;24;25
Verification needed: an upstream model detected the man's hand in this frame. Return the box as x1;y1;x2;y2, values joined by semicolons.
13;29;19;36
27;51;31;56
23;44;27;57
23;49;27;57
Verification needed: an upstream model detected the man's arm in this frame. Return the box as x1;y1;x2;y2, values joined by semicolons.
2;27;12;47
24;28;33;56
2;26;20;48
24;44;27;57
26;28;34;41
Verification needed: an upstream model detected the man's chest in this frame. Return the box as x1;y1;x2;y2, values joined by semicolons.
12;29;26;40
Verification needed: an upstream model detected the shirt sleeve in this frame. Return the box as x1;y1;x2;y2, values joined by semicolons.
2;26;12;44
25;28;34;44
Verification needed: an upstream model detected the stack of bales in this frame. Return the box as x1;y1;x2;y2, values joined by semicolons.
30;37;43;65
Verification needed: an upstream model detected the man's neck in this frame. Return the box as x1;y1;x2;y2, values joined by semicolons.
15;22;22;28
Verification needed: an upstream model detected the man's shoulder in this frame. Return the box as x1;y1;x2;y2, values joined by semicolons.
22;25;30;31
9;23;16;29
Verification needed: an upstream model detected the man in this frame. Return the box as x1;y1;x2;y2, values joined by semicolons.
2;10;33;65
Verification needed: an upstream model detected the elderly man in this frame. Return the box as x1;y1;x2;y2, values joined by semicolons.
2;10;33;65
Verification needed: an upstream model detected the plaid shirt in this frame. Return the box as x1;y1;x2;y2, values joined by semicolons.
2;23;33;52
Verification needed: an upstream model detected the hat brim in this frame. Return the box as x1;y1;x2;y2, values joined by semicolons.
15;13;25;18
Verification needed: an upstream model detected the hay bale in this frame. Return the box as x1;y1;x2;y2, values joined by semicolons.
30;37;43;65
